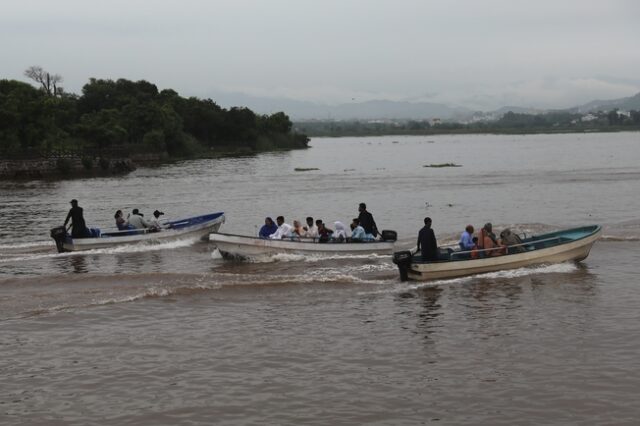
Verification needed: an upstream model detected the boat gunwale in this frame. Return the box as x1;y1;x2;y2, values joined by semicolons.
61;213;225;251
74;212;225;240
411;225;601;265
210;231;395;247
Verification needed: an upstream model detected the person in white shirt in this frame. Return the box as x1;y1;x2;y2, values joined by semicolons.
269;216;293;239
128;208;151;229
304;216;318;238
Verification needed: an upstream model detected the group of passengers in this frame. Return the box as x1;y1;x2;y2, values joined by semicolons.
417;218;525;261
458;223;525;259
258;203;379;243
114;208;166;231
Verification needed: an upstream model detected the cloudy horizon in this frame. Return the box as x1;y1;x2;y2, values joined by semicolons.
2;0;639;111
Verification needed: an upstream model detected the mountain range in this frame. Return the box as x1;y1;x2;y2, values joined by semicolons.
208;91;640;122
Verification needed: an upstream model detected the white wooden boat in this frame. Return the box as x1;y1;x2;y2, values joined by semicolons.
209;231;397;259
392;225;601;281
50;212;225;252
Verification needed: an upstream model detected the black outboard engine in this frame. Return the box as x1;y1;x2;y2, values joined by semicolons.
50;226;68;253
380;230;397;242
392;250;413;281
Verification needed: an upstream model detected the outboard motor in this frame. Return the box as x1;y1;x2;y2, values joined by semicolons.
50;226;68;253
392;250;413;281
380;230;397;242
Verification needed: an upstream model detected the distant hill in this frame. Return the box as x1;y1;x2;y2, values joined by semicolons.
209;91;471;121
209;90;640;121
570;92;640;113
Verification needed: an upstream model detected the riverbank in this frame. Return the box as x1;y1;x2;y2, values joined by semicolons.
0;153;154;180
0;145;310;180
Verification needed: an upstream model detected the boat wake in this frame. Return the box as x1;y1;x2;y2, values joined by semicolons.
215;251;391;264
0;237;201;264
363;262;581;296
2;267;398;320
601;235;640;241
412;262;579;289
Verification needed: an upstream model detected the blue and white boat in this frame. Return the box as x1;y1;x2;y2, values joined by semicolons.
393;225;602;281
50;212;225;252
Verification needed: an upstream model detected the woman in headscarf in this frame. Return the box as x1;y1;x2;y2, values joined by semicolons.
332;221;348;242
479;223;504;256
258;217;278;239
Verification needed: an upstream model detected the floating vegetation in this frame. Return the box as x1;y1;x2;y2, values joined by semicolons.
423;163;462;168
294;167;319;172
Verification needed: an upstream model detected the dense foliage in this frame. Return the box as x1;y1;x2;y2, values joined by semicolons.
0;77;308;158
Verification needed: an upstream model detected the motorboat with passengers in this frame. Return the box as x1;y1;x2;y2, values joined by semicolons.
50;212;225;252
209;230;398;259
392;225;601;281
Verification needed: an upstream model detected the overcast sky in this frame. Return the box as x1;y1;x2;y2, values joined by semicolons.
2;0;639;110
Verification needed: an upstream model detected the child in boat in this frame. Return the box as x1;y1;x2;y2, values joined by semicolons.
470;237;480;259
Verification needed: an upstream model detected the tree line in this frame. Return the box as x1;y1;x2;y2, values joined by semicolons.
295;109;640;137
1;66;309;158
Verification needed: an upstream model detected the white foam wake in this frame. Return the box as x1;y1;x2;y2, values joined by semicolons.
0;240;54;250
0;237;200;264
242;252;389;263
411;262;579;290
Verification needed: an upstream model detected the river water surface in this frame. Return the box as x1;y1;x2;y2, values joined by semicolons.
1;132;640;425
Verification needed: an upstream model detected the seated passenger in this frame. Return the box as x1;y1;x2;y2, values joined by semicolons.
332;221;348;242
459;225;475;251
470;237;480;259
349;218;367;241
114;209;131;230
127;208;151;229
499;228;525;253
259;217;278;239
149;210;165;231
269;216;293;239
317;221;333;243
304;217;318;238
478;223;504;257
291;220;305;238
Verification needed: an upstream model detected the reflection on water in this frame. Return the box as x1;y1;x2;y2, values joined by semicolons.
417;287;443;338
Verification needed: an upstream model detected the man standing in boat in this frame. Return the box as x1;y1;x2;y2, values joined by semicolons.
358;203;378;238
64;199;90;238
417;217;438;261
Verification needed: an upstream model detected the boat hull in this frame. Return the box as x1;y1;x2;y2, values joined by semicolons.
58;212;225;252
404;225;601;281
210;233;395;259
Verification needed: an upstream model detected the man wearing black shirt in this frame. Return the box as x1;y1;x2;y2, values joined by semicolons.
417;217;438;261
64;199;90;238
357;202;378;237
